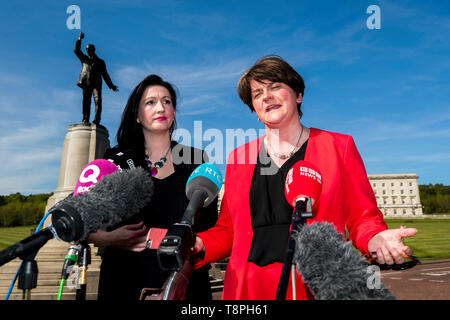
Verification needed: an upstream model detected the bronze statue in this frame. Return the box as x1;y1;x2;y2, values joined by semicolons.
74;32;118;125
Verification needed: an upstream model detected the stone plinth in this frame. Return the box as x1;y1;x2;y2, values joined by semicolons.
44;123;110;224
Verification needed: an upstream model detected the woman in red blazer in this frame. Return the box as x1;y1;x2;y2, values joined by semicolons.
194;56;417;300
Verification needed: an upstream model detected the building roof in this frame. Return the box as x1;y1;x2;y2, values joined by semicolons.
367;173;418;180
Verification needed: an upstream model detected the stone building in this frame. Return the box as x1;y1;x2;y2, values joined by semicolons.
367;173;423;217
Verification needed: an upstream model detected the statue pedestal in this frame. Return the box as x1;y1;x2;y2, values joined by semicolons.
44;123;110;225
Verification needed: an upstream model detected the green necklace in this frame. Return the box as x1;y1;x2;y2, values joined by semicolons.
145;146;170;177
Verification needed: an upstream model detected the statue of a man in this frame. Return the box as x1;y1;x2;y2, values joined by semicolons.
74;32;118;125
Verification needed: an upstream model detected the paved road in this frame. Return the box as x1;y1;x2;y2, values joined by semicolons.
381;259;450;300
212;259;450;300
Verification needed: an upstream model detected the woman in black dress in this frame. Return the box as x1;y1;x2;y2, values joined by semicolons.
88;74;218;300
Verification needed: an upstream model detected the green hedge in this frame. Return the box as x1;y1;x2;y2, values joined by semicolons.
420;184;450;214
0;193;52;227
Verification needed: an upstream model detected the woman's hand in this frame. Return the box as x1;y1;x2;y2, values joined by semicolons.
367;227;417;265
191;236;205;255
88;221;149;252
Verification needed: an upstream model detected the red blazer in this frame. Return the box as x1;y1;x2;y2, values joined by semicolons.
196;128;387;300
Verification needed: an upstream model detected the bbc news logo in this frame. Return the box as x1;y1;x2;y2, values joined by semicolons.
285;165;322;195
299;166;322;184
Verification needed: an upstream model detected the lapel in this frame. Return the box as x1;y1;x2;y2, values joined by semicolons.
304;127;318;162
228;130;320;227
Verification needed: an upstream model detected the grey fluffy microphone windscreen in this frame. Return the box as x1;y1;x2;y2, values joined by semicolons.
52;167;154;243
293;222;396;300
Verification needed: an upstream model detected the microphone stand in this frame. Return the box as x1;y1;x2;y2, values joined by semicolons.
275;198;312;300
75;243;91;300
17;249;39;300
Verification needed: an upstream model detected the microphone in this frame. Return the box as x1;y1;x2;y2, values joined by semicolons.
157;163;223;271
60;153;143;299
293;222;396;299
276;160;322;300
284;161;395;299
59;158;121;285
0;167;154;266
183;163;223;225
53;166;154;242
284;160;322;215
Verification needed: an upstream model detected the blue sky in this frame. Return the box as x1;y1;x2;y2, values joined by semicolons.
0;0;449;195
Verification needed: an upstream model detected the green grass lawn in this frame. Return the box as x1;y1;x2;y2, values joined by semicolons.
0;225;35;250
384;219;450;261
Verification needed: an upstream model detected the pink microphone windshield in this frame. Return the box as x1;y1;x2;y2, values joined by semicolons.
73;159;119;196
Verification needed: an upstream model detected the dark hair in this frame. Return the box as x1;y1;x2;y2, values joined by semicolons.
237;55;305;118
116;74;178;153
86;44;96;54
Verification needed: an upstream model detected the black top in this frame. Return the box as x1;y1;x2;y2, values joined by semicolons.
248;139;308;267
97;143;218;301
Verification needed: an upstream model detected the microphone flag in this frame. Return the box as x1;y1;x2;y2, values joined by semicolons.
73;159;119;196
285;160;322;207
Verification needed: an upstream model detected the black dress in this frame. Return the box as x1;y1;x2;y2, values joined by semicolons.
97;143;218;301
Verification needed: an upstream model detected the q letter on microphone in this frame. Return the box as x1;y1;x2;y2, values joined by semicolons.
158;163;223;271
74;159;120;196
293;222;396;300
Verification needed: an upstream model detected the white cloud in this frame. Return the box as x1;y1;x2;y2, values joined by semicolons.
115;59;246;90
405;152;450;163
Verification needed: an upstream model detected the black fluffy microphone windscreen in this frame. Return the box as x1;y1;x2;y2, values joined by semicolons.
52;167;154;243
293;222;395;300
